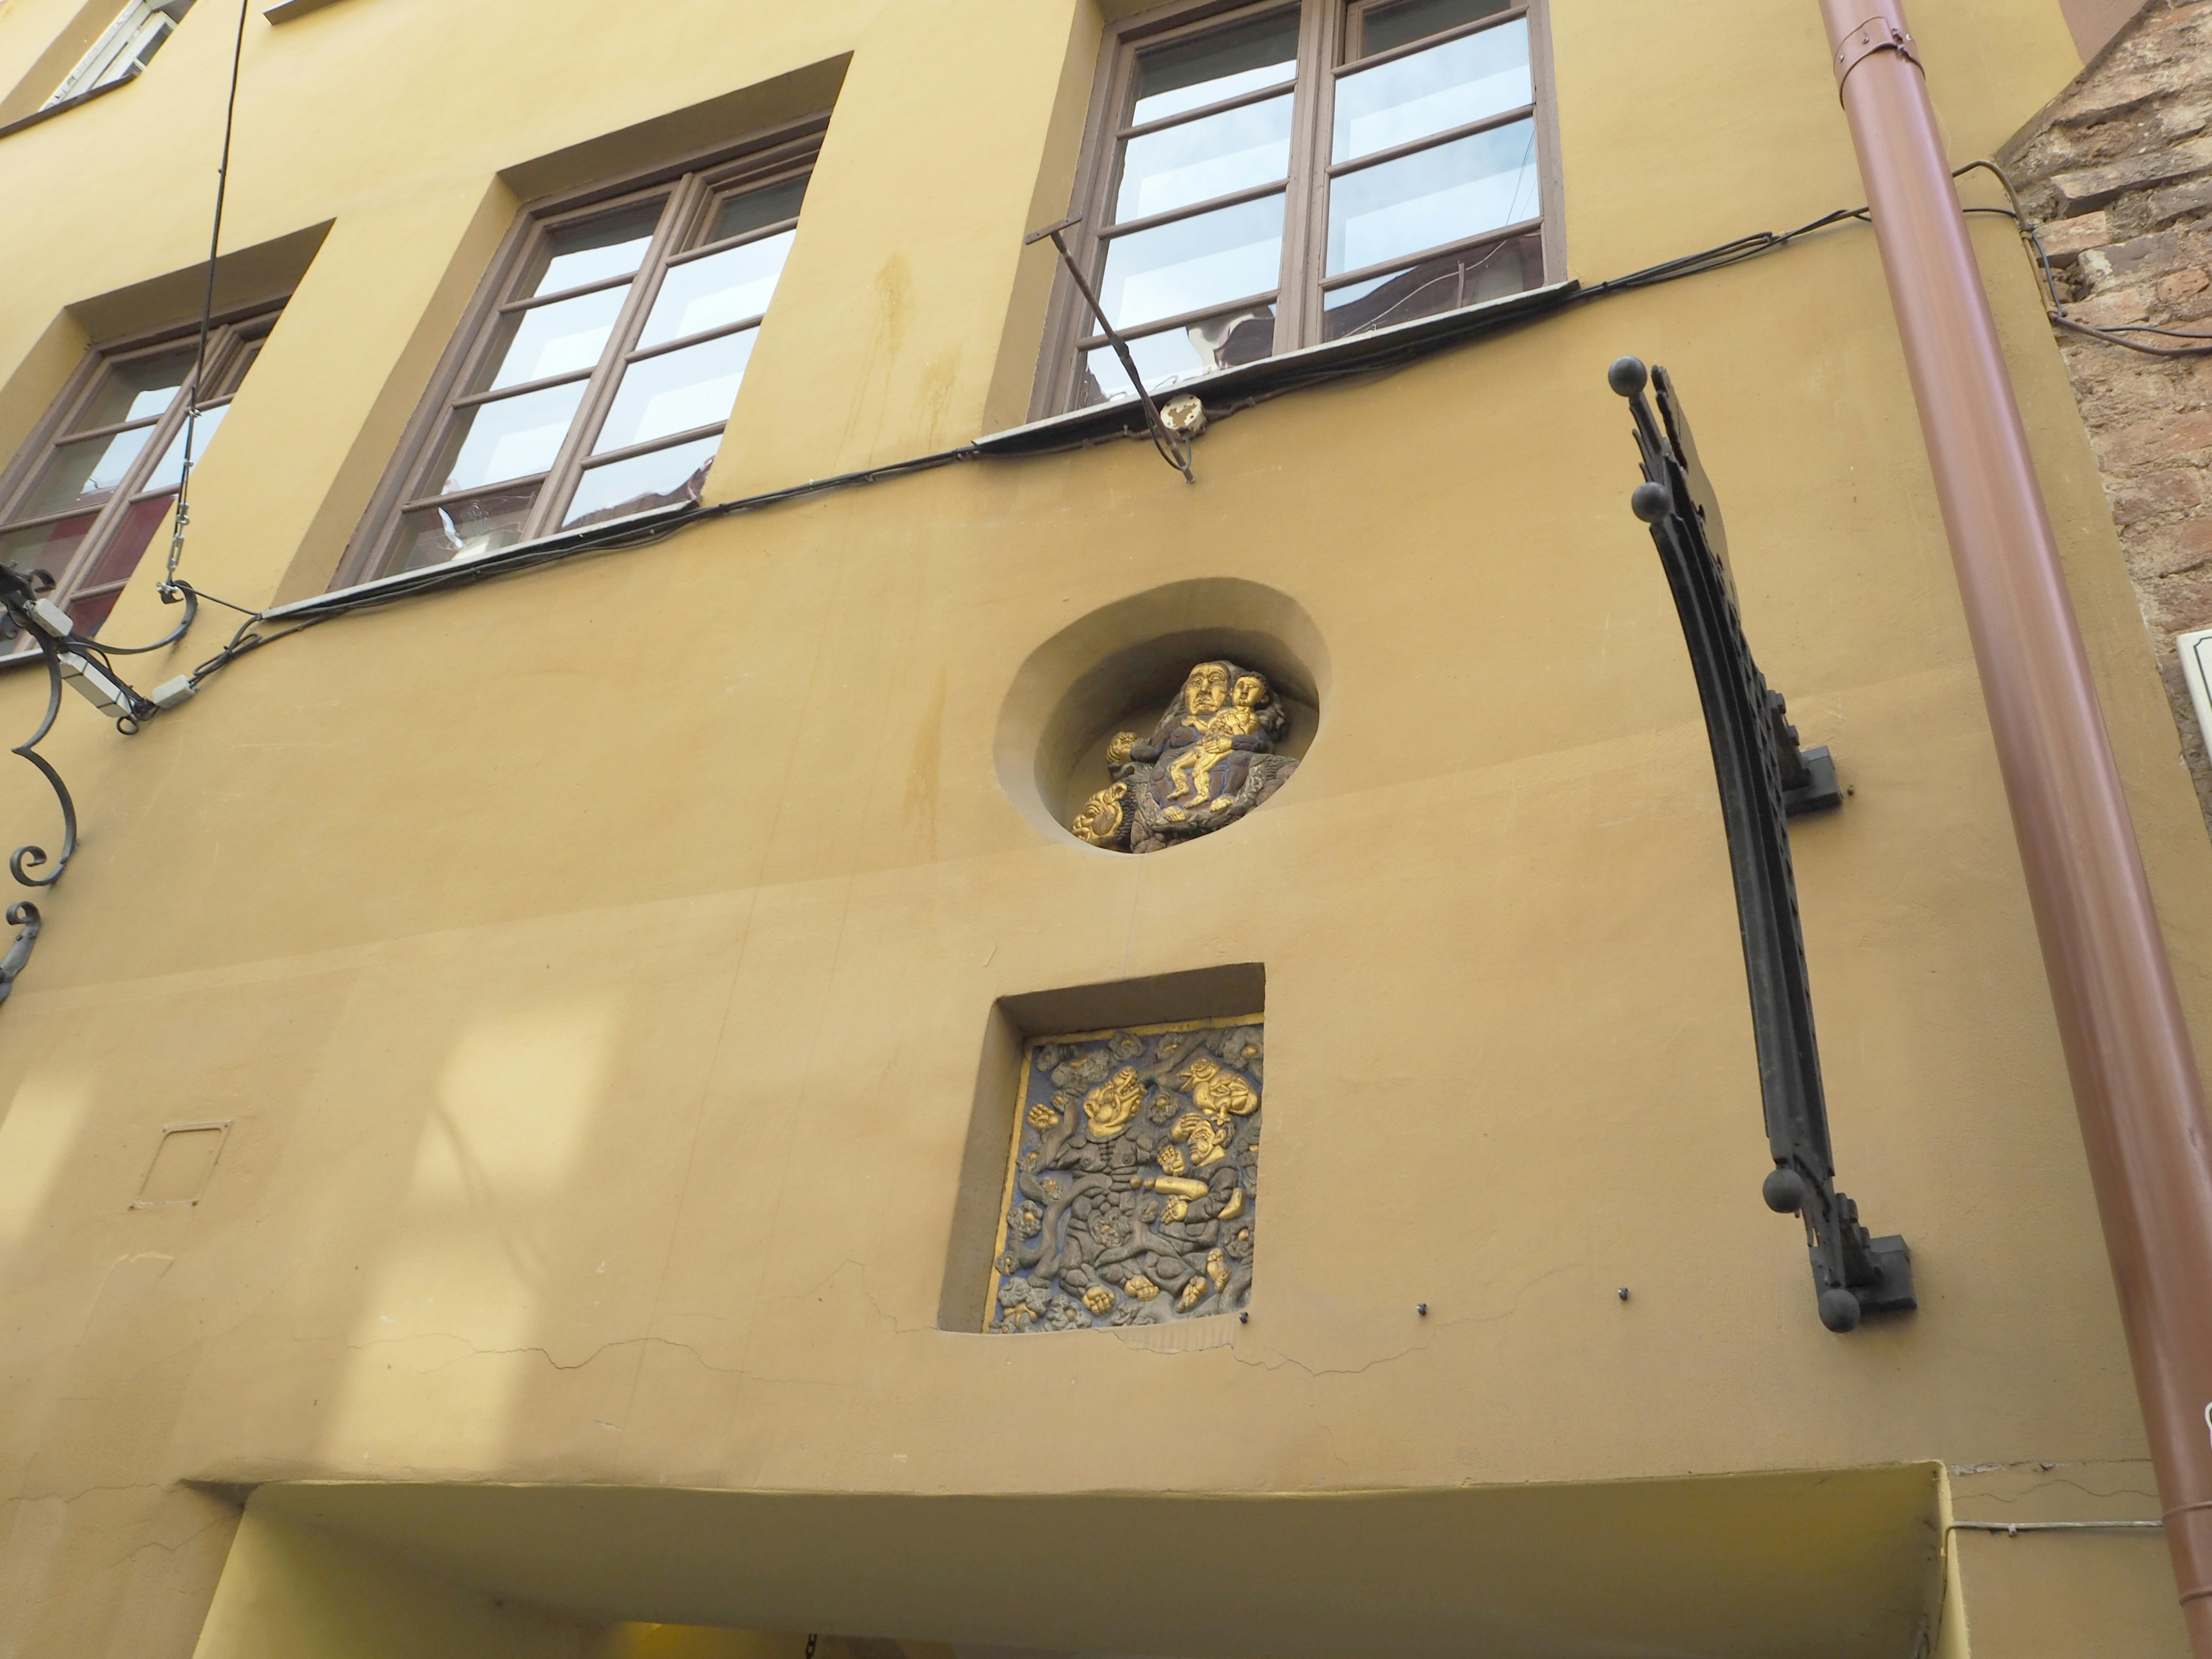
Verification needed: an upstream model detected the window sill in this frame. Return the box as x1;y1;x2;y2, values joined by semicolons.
264;0;347;21
274;501;698;620
978;278;1581;457
0;68;141;142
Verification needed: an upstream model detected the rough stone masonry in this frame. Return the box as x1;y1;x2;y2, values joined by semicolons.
2008;0;2212;834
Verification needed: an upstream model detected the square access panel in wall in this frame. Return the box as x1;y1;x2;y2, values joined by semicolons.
131;1120;231;1209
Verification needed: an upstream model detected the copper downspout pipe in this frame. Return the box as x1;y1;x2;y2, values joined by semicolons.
1816;0;2212;1642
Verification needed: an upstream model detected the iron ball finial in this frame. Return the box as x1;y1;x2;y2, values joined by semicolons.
1631;482;1672;523
1763;1166;1810;1214
1607;355;1649;397
1819;1288;1863;1333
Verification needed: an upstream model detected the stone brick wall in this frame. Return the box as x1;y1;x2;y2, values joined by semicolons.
2007;0;2212;833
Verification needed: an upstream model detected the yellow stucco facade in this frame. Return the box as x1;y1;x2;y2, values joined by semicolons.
0;0;2196;1653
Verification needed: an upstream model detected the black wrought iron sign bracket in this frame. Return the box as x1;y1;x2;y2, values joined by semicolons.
0;564;202;1006
1609;355;1913;1333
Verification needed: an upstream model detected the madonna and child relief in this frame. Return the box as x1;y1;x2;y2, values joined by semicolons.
1070;660;1299;853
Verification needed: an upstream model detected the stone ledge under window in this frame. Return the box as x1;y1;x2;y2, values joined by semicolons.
0;69;141;143
264;0;348;20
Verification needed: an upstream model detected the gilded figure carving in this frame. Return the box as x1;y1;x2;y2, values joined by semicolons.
988;1014;1263;1331
1069;661;1298;853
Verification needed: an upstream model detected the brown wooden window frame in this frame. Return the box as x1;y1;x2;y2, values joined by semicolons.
0;301;281;649
338;119;824;589
1031;0;1563;419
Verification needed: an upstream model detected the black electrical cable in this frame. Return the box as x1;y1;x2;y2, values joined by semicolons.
156;164;2065;694
161;0;251;593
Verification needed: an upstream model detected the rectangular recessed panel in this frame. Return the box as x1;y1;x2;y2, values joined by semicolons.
986;1014;1262;1331
1116;92;1293;223
137;1124;225;1206
1327;117;1537;276
1332;17;1530;163
1099;192;1285;331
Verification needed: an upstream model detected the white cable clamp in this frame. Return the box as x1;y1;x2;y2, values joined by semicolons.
56;651;137;720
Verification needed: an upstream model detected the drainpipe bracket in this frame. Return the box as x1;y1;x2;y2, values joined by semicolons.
1834;17;1919;97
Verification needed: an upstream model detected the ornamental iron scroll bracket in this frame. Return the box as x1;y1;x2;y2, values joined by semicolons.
0;563;196;897
1609;354;1914;1334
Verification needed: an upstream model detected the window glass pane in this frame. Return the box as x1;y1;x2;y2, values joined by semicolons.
638;232;793;348
1333;18;1529;161
427;381;586;495
707;177;808;244
392;487;538;572
22;427;154;517
1321;229;1541;338
562;435;719;529
1098;193;1284;330
1360;0;1511;57
79;493;172;592
476;287;628;393
594;331;755;454
72;348;195;431
1116;93;1293;223
1079;304;1275;406
141;403;228;495
1327;118;1537;275
1132;10;1299;125
524;201;664;299
0;516;95;588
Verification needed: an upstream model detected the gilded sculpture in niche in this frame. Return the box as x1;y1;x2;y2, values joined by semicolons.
987;1016;1262;1331
1070;661;1298;853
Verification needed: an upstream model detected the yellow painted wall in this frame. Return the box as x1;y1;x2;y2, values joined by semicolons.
0;0;2189;1653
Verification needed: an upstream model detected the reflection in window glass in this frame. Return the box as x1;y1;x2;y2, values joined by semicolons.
595;331;757;453
529;202;665;298
430;381;587;495
393;486;538;572
639;233;793;347
1332;18;1530;162
1118;94;1294;222
709;177;808;244
25;429;156;517
1359;0;1511;57
1321;230;1540;338
1327;118;1536;275
1080;305;1275;406
0;518;94;586
563;435;721;529
478;287;630;392
1132;9;1300;125
1100;193;1285;329
72;350;194;431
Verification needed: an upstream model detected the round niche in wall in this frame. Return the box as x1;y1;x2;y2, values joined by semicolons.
995;578;1329;853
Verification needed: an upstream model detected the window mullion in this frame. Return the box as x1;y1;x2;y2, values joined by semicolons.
524;172;705;541
1274;0;1338;353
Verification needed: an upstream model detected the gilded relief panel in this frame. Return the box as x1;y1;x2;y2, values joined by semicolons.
1071;660;1298;853
987;1015;1261;1331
